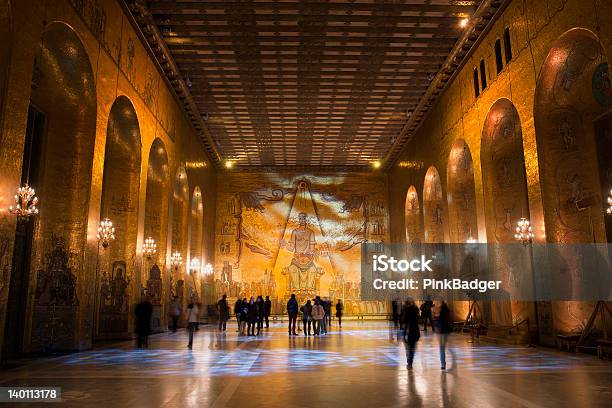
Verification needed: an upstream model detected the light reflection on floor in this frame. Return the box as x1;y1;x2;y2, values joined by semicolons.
1;321;611;407
53;322;597;377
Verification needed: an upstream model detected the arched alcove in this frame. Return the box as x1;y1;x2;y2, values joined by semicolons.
447;139;478;243
481;98;531;326
404;185;423;244
534;28;611;334
188;186;203;301
447;139;479;320
170;166;189;305
422;166;447;243
143;138;170;330
97;96;141;340
23;22;97;352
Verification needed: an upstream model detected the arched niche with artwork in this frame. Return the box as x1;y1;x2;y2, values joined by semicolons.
142;138;169;331
481;98;532;327
534;28;612;334
96;96;142;340
447;139;479;320
404;185;423;244
170;166;189;305
10;22;97;353
422;166;447;243
188;186;204;302
447;139;478;243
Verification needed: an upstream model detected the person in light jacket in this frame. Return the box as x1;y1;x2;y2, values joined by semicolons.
311;299;325;335
185;302;200;349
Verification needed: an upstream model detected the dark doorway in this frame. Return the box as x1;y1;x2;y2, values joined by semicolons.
3;105;45;359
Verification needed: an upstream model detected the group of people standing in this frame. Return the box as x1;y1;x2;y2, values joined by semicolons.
231;295;272;336
397;297;453;370
287;294;343;336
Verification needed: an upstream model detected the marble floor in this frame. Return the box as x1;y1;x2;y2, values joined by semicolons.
1;321;611;407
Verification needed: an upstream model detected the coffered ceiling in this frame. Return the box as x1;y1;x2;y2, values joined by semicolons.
125;0;505;169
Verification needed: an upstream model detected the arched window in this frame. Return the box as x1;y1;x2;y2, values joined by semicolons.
473;67;480;98
503;27;512;63
480;59;487;90
495;39;503;73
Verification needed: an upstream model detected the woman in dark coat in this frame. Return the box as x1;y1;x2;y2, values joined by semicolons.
401;299;421;369
301;299;313;336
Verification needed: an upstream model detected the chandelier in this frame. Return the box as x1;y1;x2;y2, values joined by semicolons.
96;218;115;248
189;257;201;274
8;183;39;221
203;263;213;276
143;237;157;259
514;217;534;245
171;251;183;269
606;189;612;215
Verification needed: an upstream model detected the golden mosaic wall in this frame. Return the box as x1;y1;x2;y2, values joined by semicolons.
388;0;612;339
214;172;389;315
0;0;217;356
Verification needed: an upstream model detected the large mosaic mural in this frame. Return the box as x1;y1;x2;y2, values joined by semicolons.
214;173;389;315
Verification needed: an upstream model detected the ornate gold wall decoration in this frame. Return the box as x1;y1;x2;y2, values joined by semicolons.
214;173;389;315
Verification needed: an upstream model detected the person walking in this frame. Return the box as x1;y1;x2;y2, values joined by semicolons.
335;299;343;327
401;299;421;369
420;296;434;332
185;301;200;349
256;295;265;335
301;299;313;336
392;300;399;328
264;296;272;328
234;298;243;332
311;298;325;335
435;299;453;370
286;293;299;335
217;294;230;332
135;296;153;348
169;296;181;333
247;297;257;336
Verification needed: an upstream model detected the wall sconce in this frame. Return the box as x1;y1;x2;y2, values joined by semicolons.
143;237;157;259
8;183;39;222
96;218;115;248
514;218;534;245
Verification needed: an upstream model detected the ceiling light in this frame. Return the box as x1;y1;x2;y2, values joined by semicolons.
225;160;234;169
371;160;381;169
459;18;469;28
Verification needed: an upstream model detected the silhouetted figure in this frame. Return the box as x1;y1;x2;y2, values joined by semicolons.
323;298;331;333
286;294;299;335
301;299;313;336
234;298;243;332
217;294;230;331
185;302;200;349
239;298;249;335
435;300;453;369
264;296;272;328
420;297;434;332
169;296;181;333
135;296;153;348
311;298;324;335
401;299;421;369
256;295;265;335
335;300;343;327
247;297;257;336
392;300;399;328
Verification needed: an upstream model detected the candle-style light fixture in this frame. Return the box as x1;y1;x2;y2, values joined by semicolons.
466;236;478;244
514;217;534;245
189;257;201;274
96;218;115;248
171;251;183;270
8;183;39;221
203;263;213;276
606;189;612;215
143;237;157;259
